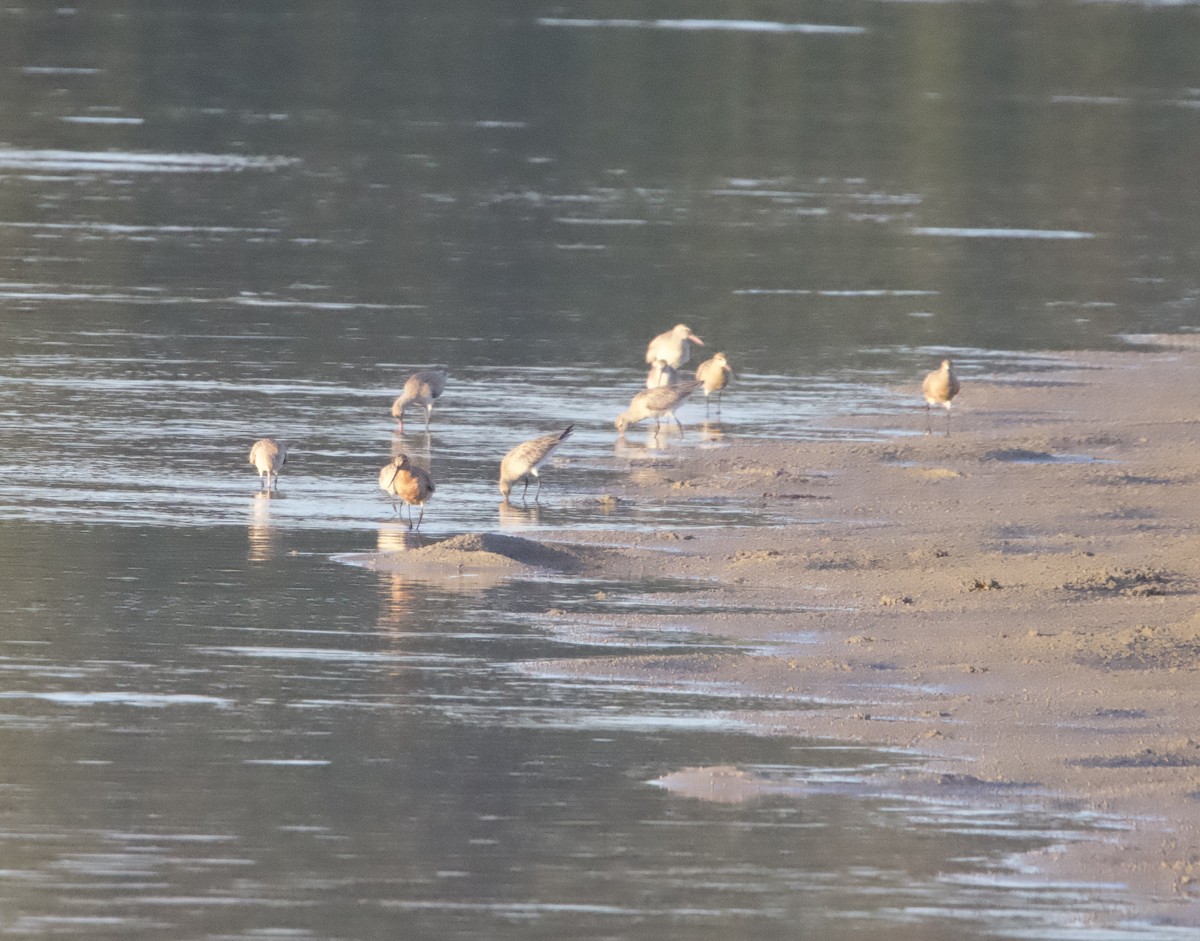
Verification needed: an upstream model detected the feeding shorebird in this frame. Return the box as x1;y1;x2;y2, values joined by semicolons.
615;380;702;437
248;438;287;492
379;454;435;529
499;425;574;503
391;369;447;434
645;324;704;368
695;352;733;415
645;358;680;389
922;358;961;436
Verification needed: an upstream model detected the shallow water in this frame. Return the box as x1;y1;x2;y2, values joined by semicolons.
2;1;1199;937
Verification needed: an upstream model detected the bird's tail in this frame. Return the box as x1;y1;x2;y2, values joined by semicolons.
559;424;575;441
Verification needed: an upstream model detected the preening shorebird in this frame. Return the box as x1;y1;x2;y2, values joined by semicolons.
922;359;961;436
499;425;574;503
248;438;287;492
645;358;680;389
379;454;435;529
615;380;702;437
695;352;733;415
645;324;704;368
391;369;447;433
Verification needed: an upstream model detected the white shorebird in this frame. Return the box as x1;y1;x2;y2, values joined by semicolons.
645;358;680;389
248;438;287;492
615;380;702;437
922;359;961;436
645;324;704;368
391;369;447;433
695;352;733;415
379;454;435;529
499;425;574;503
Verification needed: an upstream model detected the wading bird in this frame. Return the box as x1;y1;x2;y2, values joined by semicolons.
645;324;704;368
391;369;447;434
615;380;702;437
922;359;961;436
248;438;287;492
379;454;435;529
499;425;574;503
695;352;733;415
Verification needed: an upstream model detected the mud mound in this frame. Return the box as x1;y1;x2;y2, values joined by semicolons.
409;532;580;571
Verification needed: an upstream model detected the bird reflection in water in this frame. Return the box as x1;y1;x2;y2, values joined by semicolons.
498;499;541;529
247;491;280;563
613;425;676;458
699;421;726;445
375;521;419;629
391;431;432;464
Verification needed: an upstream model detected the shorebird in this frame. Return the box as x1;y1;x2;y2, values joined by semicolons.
379;454;435;529
248;438;287;492
391;369;447;433
645;358;680;389
922;358;961;436
645;324;704;368
695;352;733;415
615;380;702;437
499;425;574;503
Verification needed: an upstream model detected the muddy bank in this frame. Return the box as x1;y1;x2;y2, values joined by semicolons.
526;342;1200;927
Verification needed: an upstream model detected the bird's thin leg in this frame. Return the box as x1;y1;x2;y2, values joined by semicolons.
415;505;424;530
924;403;932;435
424;404;432;431
521;478;530;503
716;391;722;415
534;476;542;503
705;396;711;417
673;411;685;438
945;407;952;438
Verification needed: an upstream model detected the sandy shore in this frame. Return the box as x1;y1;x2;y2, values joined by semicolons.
369;340;1200;928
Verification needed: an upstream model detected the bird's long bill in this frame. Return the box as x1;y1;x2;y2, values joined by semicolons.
689;333;705;345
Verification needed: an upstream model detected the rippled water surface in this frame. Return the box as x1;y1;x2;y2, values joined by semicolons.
3;1;1200;937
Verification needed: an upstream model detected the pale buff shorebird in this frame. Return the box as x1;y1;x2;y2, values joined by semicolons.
391;369;447;434
615;380;702;437
695;351;733;416
645;324;704;368
499;425;574;503
922;358;961;436
379;454;435;529
248;438;287;492
645;358;680;389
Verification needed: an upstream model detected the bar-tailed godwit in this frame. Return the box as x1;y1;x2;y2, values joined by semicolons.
379;454;435;529
695;352;733;415
645;324;704;368
922;359;960;436
615;380;702;437
499;425;574;503
391;369;447;433
248;438;287;492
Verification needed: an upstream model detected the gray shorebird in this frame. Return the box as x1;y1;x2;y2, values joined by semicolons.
379;454;435;529
615;380;702;437
695;352;733;415
499;425;574;503
922;359;960;436
645;358;680;389
391;369;447;433
645;324;704;368
248;438;287;492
